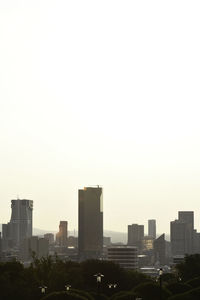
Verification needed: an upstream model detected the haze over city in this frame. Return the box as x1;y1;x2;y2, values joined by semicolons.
1;0;200;235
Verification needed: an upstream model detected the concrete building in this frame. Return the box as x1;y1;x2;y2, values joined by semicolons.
107;246;138;269
78;186;103;260
148;219;156;239
153;234;166;266
171;211;194;256
20;236;49;261
56;221;68;246
44;233;54;245
2;199;33;248
128;224;144;252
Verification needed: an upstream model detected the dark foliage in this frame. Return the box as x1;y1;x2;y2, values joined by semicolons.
166;282;191;295
175;254;200;281
168;286;200;300
133;281;171;300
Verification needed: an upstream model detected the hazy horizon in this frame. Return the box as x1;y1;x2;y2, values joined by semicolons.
1;1;200;235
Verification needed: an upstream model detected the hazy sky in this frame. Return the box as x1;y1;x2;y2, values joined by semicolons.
1;1;200;235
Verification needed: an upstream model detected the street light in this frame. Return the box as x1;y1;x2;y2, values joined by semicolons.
39;286;47;294
94;273;104;283
108;283;117;289
65;284;71;291
94;273;104;299
158;268;163;300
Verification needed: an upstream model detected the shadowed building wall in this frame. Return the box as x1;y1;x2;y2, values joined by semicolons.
78;186;103;260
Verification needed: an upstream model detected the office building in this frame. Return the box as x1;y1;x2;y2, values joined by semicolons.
56;221;68;246
128;224;144;252
107;246;138;269
153;234;166;266
3;199;33;248
171;211;194;256
44;233;54;245
148;219;156;239
78;186;103;260
20;236;49;261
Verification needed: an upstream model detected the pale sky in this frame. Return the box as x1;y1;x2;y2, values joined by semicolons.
1;0;200;235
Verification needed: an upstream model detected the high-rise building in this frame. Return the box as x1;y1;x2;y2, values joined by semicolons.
20;236;49;261
148;219;156;239
171;211;194;256
78;186;103;260
128;224;144;252
153;234;166;266
107;246;138;269
44;233;54;245
56;221;68;247
3;199;33;248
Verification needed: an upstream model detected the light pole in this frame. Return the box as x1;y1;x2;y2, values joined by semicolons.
159;268;163;300
65;284;71;291
108;283;117;289
39;286;47;295
94;273;104;299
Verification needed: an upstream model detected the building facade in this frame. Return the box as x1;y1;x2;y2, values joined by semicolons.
56;221;68;247
78;186;103;260
128;224;144;252
153;234;166;266
2;199;33;248
148;219;156;239
171;211;194;256
107;246;138;269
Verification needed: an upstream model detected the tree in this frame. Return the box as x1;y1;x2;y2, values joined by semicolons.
133;282;171;300
176;254;200;281
42;291;87;300
168;286;200;300
166;282;191;295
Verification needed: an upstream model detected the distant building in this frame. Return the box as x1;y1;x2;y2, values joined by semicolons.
68;236;78;248
128;224;144;252
78;186;103;260
171;211;194;256
153;234;166;266
44;233;54;245
2;199;33;249
143;236;154;251
20;236;49;261
107;246;138;269
103;237;111;246
148;219;156;239
56;221;68;246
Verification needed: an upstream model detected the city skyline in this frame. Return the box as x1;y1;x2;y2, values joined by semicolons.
1;1;200;234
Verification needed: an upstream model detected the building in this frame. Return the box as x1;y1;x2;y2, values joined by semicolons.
56;221;68;246
103;236;111;246
20;236;49;261
128;224;144;252
148;219;156;239
171;211;194;256
2;199;33;248
78;186;103;260
153;234;166;266
68;236;78;248
107;246;138;269
44;233;54;245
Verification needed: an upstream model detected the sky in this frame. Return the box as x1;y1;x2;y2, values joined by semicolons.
1;0;200;235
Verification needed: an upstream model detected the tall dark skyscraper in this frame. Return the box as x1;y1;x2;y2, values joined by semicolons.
127;224;144;252
148;219;156;239
56;221;68;246
2;199;33;248
78;186;103;260
171;211;194;256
